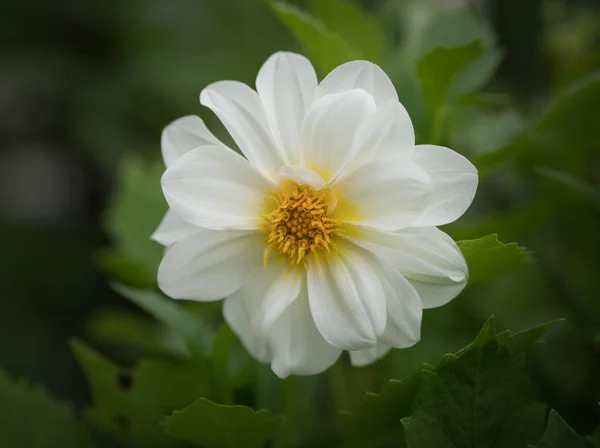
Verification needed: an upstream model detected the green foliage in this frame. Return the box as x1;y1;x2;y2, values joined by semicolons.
269;2;359;74
457;234;532;284
103;155;166;285
113;283;214;355
164;398;283;448
530;410;588;448
0;368;95;448
309;0;385;63
536;167;600;209
341;317;560;448
71;339;211;447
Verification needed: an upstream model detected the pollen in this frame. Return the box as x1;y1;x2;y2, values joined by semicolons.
261;180;343;266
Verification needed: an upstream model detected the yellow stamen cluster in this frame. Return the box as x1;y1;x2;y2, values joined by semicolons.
262;181;342;266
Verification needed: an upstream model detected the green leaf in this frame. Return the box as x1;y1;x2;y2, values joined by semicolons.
340;367;429;448
104;155;166;283
496;319;564;357
71;339;211;447
0;368;95;448
113;283;213;355
402;335;546;447
418;40;484;114
164;398;283;448
536;167;600;210
309;0;385;63
211;324;236;404
458;234;532;284
530;410;587;448
269;2;359;74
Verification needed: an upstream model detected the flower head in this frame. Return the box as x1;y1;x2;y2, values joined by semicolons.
152;52;478;378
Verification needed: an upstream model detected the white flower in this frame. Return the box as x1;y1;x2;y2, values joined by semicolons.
152;52;478;378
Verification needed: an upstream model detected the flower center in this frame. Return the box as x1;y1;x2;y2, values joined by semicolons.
261;180;343;266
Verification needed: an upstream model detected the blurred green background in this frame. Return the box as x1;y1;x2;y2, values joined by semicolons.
1;0;600;446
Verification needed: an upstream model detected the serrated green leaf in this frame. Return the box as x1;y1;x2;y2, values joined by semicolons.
418;40;484;114
0;368;95;448
164;398;283;448
340;367;430;448
309;0;385;63
71;339;211;448
104;155;166;282
530;410;587;448
497;319;564;357
458;234;532;284
113;283;213;355
269;2;359;74
402;338;546;448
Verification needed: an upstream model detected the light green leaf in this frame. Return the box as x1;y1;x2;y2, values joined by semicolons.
402;331;546;447
458;234;532;284
71;339;211;448
113;283;213;355
164;398;283;448
530;410;587;448
340;367;428;448
418;40;484;114
103;155;166;283
309;0;385;63
269;2;359;74
0;368;95;448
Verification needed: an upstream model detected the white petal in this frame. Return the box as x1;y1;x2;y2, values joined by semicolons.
161;115;224;168
150;209;200;247
411;144;478;226
200;81;285;179
269;282;341;378
223;290;270;363
157;230;262;301
348;226;468;309
334;157;431;231
376;263;422;348
256;265;302;336
349;343;392;367
161;145;274;230
299;90;376;183
275;165;326;190
256;52;318;164
317;61;398;106
307;247;386;351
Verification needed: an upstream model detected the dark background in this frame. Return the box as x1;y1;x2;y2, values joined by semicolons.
1;0;599;442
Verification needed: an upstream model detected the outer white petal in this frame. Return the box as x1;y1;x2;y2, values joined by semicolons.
299;89;376;183
151;209;199;247
200;81;285;179
411;144;478;227
223;290;270;363
161;115;224;168
256;265;302;336
275;165;326;190
349;343;392;367
161;145;274;230
256;52;318;164
157;230;262;301
334;157;431;231
349;226;468;309
269;282;341;378
307;247;386;351
377;262;422;348
317;61;398;105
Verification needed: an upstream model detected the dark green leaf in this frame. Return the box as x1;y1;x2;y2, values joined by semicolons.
402;337;546;448
71;339;211;448
269;2;359;74
458;234;532;284
164;398;283;448
340;367;429;448
530;410;587;448
0;368;95;448
309;0;385;63
104;155;166;282
496;319;564;357
113;283;213;355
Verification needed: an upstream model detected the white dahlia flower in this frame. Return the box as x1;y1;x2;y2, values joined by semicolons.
152;52;478;378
